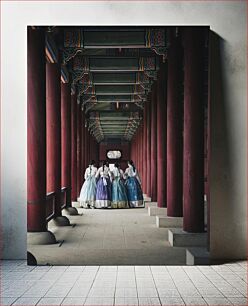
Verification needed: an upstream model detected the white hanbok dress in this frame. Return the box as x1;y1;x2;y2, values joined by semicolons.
79;165;97;208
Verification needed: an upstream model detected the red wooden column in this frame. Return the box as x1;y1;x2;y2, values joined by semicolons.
90;136;94;163
84;124;89;167
140;126;143;180
167;35;184;217
27;28;56;244
93;137;98;162
81;112;86;172
61;82;78;215
142;104;147;194
95;140;99;164
151;82;157;201
183;27;205;232
146;95;152;197
137;128;140;174
131;141;133;160
136;130;139;171
157;63;167;208
88;135;91;162
132;137;135;163
135;132;138;168
139;126;143;185
76;101;82;196
71;91;77;202
46;62;70;226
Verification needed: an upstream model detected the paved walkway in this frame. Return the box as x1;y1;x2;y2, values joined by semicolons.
1;260;247;305
28;207;186;265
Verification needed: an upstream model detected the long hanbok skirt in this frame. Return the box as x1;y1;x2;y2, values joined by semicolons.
79;176;96;208
111;178;129;209
95;177;112;208
125;177;144;207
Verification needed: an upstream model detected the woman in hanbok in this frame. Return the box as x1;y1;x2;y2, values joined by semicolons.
95;161;112;208
124;160;144;208
79;160;97;208
111;162;129;209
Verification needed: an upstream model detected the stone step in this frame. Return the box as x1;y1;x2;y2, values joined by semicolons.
144;197;152;202
148;207;167;216
168;228;207;247
145;202;158;209
156;216;183;228
186;247;210;265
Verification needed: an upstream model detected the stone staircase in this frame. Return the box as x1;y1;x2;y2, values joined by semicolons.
145;196;209;265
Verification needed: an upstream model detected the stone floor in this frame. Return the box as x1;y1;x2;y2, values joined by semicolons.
1;260;247;305
28;207;186;265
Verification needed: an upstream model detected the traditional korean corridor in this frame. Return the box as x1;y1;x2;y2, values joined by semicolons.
26;25;210;265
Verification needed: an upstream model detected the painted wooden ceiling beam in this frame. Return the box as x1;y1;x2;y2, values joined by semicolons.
82;95;145;103
73;56;159;72
84;85;146;95
64;27;167;50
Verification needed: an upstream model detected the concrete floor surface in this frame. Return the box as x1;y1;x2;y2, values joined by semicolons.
28;207;186;265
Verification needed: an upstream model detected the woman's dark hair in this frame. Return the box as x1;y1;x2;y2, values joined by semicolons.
114;162;120;168
128;160;136;172
90;160;95;166
102;160;106;171
106;161;109;167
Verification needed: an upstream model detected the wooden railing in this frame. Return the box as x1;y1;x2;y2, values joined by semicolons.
46;187;68;222
46;192;55;222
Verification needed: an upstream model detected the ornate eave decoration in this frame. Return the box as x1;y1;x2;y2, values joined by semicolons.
145;28;168;62
77;83;92;96
134;101;144;109
133;94;147;102
62;47;83;64
136;72;150;84
139;57;157;71
64;28;84;48
145;70;158;80
71;70;88;85
133;85;147;96
73;56;90;71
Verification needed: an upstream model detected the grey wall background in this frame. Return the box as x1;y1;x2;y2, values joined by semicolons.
1;1;246;260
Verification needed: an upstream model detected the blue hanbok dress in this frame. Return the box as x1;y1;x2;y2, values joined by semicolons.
124;166;144;208
79;165;97;208
111;168;129;209
95;166;112;208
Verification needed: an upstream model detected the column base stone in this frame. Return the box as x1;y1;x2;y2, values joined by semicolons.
168;228;207;247
148;207;167;216
156;216;183;228
27;231;57;245
62;207;79;216
186;247;210;265
145;202;158;209
49;216;70;227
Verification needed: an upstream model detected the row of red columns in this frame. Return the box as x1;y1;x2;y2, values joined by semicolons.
130;27;205;233
27;28;98;238
130;64;167;207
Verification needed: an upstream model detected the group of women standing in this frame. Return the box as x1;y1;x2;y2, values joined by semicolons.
79;160;144;209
